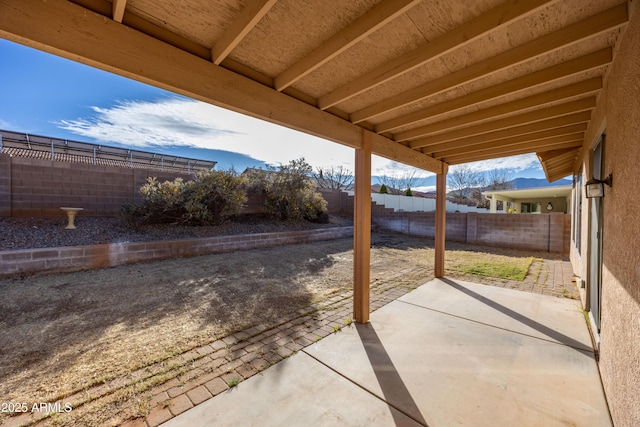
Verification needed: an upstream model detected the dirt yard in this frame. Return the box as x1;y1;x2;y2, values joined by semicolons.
0;231;576;426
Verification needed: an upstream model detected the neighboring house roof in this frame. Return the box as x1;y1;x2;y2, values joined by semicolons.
482;185;572;200
0;129;216;173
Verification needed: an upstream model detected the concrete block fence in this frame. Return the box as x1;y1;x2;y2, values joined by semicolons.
0;227;354;278
1;153;190;217
371;210;570;253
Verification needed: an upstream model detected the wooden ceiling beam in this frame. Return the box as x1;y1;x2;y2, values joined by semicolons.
350;3;628;123
274;0;421;91
370;132;444;174
317;0;553;110
544;153;580;169
431;123;587;158
396;78;600;142
544;160;578;178
421;111;591;154
70;0;212;59
410;97;595;149
379;50;609;135
443;136;584;164
0;0;446;174
537;148;577;162
212;0;278;65
111;0;126;23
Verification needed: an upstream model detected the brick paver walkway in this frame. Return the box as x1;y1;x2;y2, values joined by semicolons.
5;259;578;427
486;256;579;299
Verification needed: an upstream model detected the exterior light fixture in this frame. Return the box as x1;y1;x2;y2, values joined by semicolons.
546;202;553;211
585;174;613;198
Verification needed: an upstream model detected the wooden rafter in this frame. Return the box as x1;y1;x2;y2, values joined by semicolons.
350;3;628;123
443;136;584;164
431;123;587;159
212;0;278;65
378;50;609;134
274;0;421;91
410;97;596;149
539;147;580;181
395;77;602;143
0;0;445;174
317;0;553;110
111;0;126;23
538;148;577;163
422;112;591;154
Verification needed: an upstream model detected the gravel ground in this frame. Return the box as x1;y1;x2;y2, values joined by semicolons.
0;214;353;251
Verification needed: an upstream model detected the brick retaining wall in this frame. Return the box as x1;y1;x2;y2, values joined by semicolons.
0;226;354;278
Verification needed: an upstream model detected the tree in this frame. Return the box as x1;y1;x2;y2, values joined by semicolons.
448;165;484;198
379;183;388;194
376;163;423;195
248;158;328;222
405;188;413;197
485;168;514;190
312;165;354;190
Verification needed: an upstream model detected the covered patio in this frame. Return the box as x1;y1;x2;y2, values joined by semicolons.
163;278;609;427
0;0;627;320
1;0;635;425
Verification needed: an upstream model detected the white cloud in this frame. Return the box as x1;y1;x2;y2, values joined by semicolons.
0;118;14;129
413;185;437;193
452;154;542;173
57;97;544;176
58;97;354;169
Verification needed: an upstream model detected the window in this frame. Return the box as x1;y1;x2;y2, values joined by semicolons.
521;202;539;213
572;169;583;254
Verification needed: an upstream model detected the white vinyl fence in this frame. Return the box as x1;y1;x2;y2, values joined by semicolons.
347;192;487;213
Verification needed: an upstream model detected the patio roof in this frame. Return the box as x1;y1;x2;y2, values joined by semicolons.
482;185;572;200
0;0;629;179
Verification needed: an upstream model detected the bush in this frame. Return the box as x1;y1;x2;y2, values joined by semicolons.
404;188;413;197
379;184;388;194
122;170;247;225
247;158;328;222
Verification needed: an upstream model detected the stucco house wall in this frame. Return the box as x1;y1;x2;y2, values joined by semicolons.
570;2;640;425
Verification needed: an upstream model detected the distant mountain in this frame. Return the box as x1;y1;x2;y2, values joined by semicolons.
510;177;572;189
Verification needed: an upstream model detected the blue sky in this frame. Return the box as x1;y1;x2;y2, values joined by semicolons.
0;38;550;190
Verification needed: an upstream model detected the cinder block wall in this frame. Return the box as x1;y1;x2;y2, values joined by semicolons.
0;154;11;216
334;190;568;253
4;156;194;217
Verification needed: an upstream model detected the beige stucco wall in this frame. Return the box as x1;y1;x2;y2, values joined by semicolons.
570;2;640;425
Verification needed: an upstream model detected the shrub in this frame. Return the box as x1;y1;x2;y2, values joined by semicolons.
404;188;413;197
247;158;328;222
122;170;247;225
379;184;388;194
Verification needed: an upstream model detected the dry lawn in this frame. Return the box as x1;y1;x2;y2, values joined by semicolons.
0;231;566;426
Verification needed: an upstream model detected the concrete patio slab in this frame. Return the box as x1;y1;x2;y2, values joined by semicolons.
397;278;594;352
160;351;421;427
162;279;610;427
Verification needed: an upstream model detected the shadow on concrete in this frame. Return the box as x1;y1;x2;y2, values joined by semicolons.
356;323;429;427
441;278;591;353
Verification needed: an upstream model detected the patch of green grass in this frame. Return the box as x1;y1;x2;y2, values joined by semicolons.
345;318;353;326
333;325;342;333
228;377;240;387
455;257;534;281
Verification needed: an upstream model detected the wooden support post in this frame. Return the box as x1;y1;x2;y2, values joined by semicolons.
435;166;448;278
354;129;372;323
